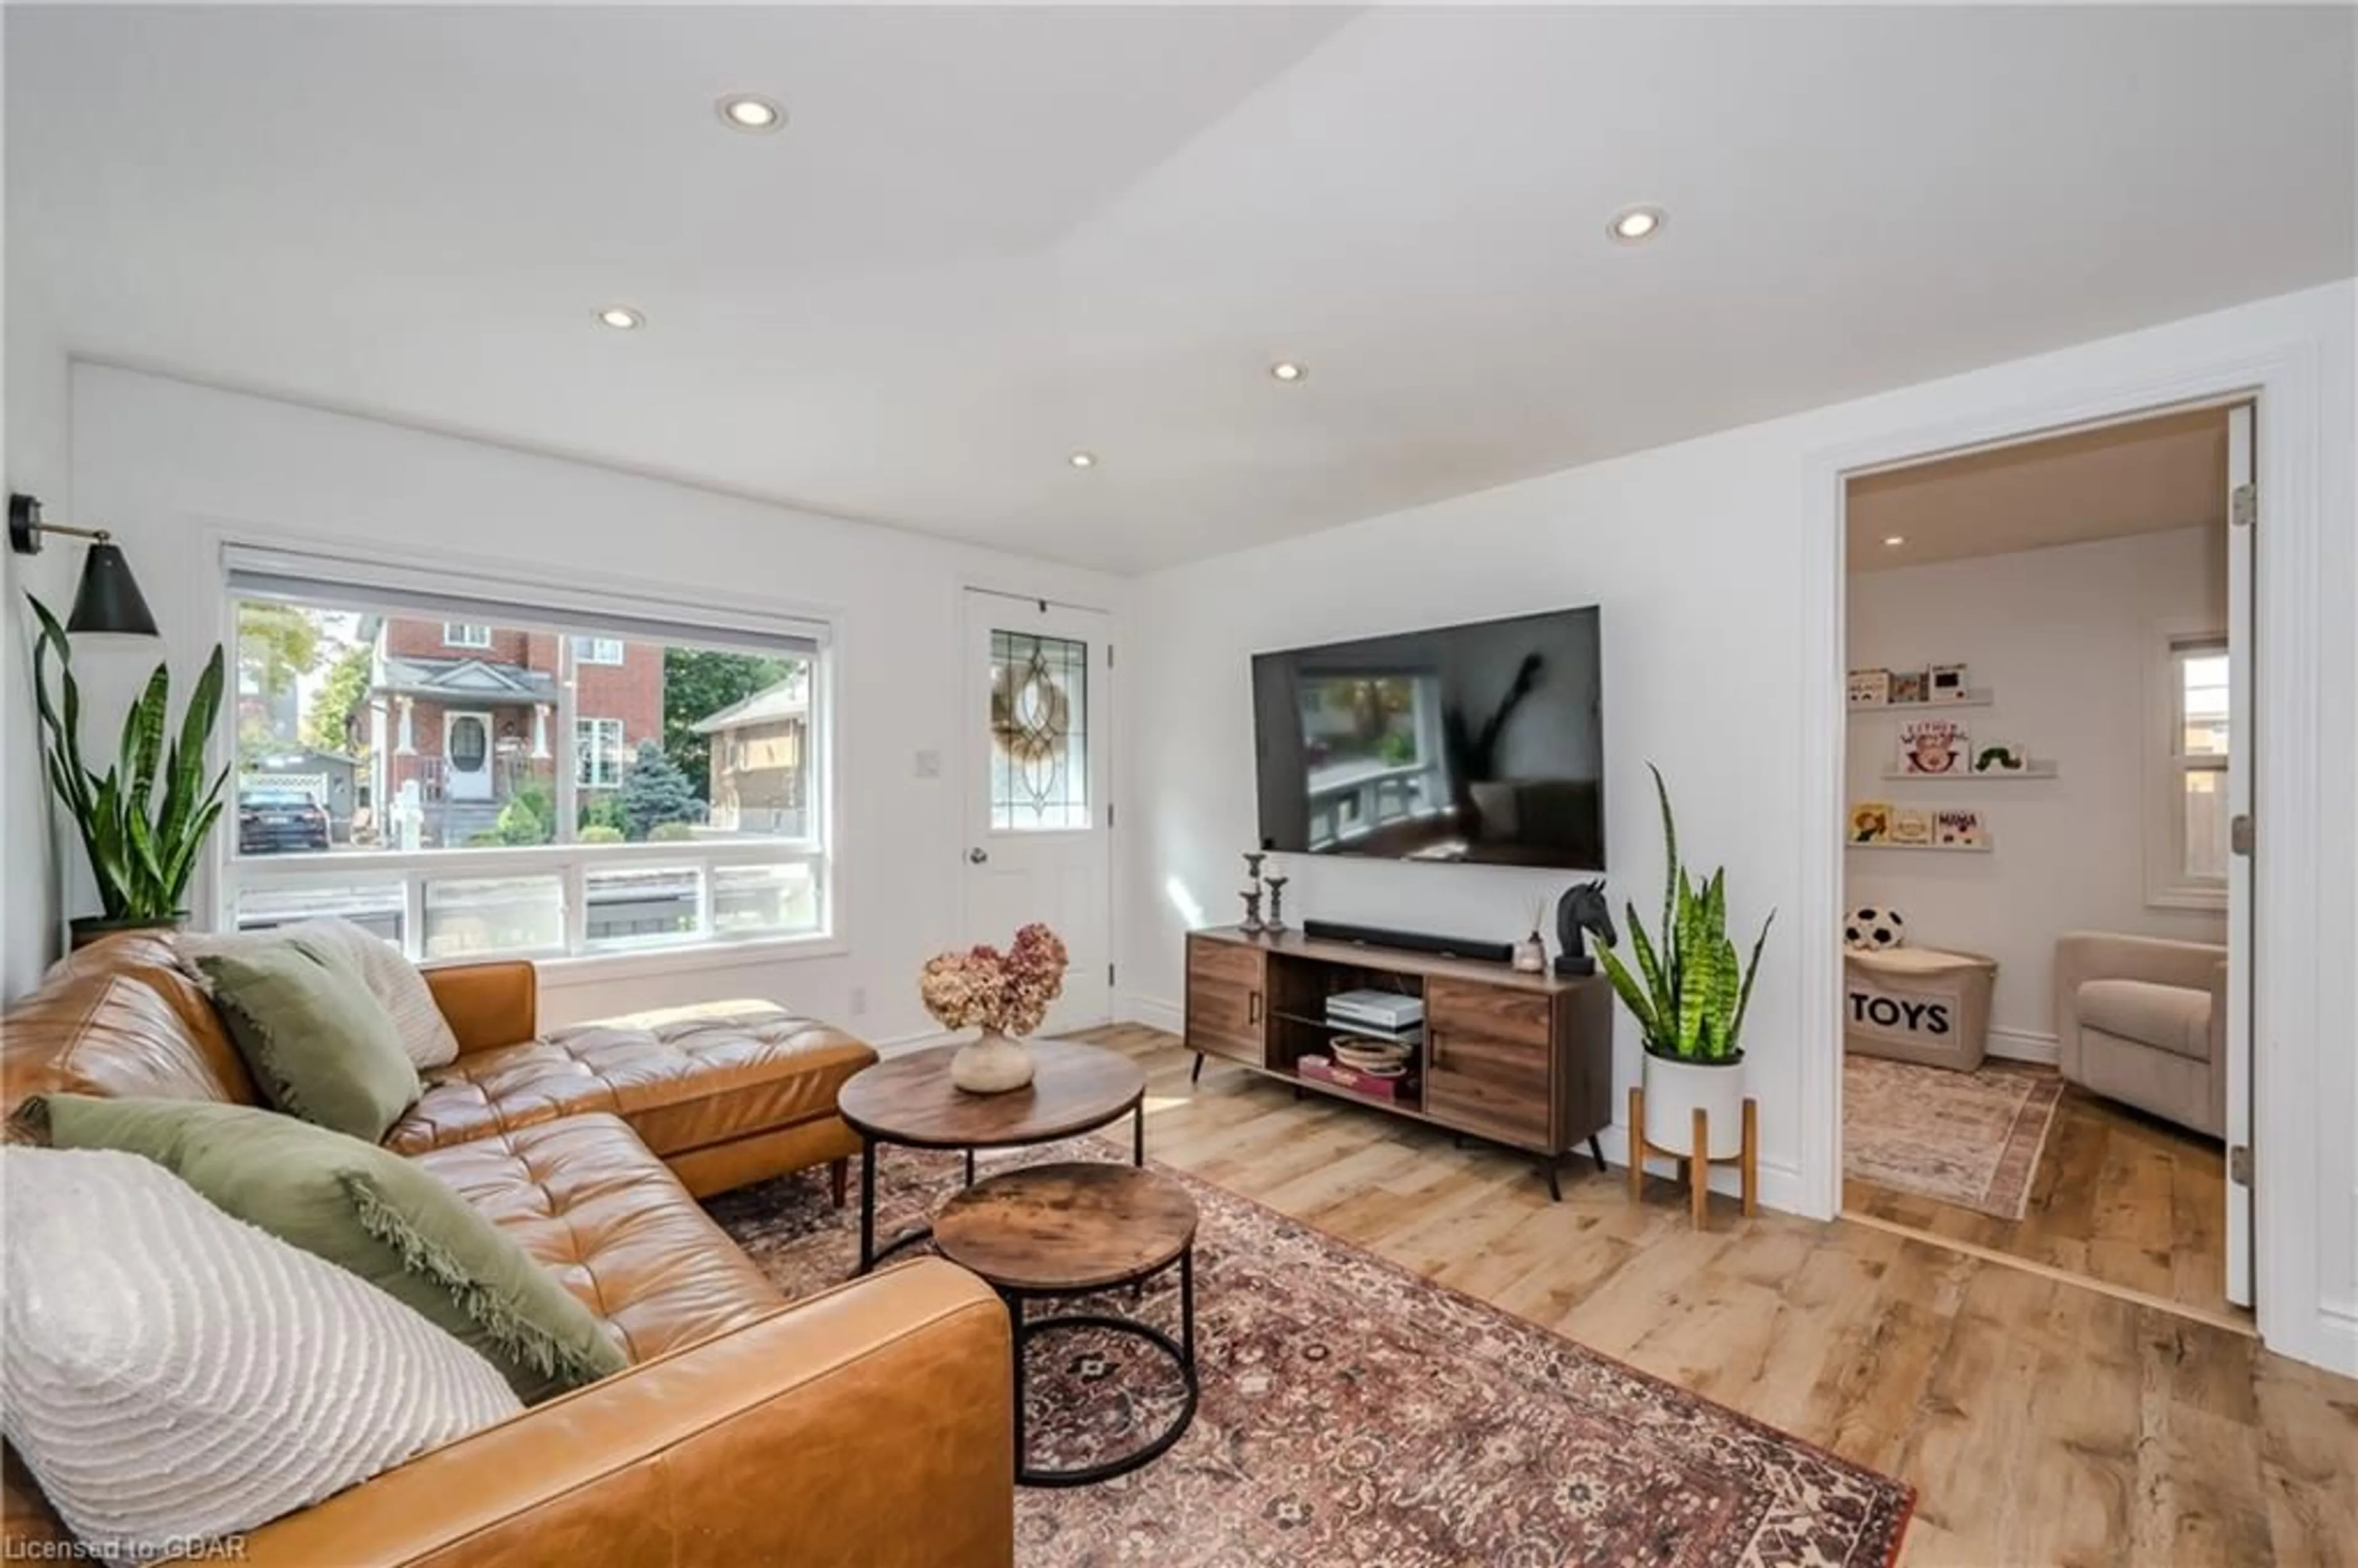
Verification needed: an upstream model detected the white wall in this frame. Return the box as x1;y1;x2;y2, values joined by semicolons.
7;363;1123;1044
1121;280;2354;1373
1845;527;2229;1053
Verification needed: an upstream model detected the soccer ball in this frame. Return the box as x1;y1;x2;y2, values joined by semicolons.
1845;906;1907;950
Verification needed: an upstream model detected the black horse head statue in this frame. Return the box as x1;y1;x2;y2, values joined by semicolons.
1554;880;1616;976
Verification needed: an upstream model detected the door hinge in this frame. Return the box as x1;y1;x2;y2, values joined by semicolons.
1107;643;1115;667
2230;483;2256;530
2231;813;2254;857
1107;802;1116;828
1107;963;1117;987
2228;1143;2253;1187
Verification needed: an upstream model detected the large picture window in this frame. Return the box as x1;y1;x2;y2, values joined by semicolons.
223;553;828;961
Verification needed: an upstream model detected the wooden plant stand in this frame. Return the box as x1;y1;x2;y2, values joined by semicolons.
1627;1085;1758;1228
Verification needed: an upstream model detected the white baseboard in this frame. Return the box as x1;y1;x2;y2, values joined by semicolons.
1985;1027;2060;1065
1119;992;1184;1035
2298;1297;2358;1380
871;1028;958;1058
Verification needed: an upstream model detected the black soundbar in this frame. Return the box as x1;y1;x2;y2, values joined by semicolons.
1301;919;1517;965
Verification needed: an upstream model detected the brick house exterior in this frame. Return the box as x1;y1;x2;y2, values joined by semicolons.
363;618;663;845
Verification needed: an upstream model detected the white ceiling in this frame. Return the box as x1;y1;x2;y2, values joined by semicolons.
8;6;2352;575
1847;405;2231;573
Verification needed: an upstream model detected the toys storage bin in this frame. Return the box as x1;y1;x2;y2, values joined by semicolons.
1844;947;1998;1071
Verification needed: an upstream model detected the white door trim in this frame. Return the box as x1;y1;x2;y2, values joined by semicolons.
1800;339;2337;1372
955;584;1118;1030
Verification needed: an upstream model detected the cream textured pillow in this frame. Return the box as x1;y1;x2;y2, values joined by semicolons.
179;918;462;1068
1;1147;521;1556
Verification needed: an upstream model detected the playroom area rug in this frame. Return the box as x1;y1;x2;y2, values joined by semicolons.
1843;1052;2064;1220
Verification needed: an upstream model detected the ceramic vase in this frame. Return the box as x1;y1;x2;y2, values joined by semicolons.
1641;1052;1746;1159
951;1027;1036;1094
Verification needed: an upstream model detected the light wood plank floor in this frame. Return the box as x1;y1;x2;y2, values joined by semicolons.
1076;1025;2358;1568
1846;1079;2239;1322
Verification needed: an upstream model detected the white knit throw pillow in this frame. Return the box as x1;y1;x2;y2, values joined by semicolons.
179;917;464;1068
2;1147;520;1556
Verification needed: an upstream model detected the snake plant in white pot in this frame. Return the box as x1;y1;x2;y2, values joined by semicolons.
1594;764;1775;1159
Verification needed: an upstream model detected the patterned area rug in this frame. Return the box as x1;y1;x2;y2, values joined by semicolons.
708;1140;1913;1567
1843;1054;2064;1220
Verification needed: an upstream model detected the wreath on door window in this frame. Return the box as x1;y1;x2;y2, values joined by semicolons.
991;657;1071;767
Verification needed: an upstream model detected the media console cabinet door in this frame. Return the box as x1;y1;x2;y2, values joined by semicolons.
1424;977;1552;1149
1186;937;1267;1065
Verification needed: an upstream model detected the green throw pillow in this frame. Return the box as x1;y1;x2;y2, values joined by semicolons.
31;1095;627;1405
195;933;421;1142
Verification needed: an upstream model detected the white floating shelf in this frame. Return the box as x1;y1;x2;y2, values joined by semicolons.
1880;764;2057;782
1848;689;1994;712
1848;839;1993;853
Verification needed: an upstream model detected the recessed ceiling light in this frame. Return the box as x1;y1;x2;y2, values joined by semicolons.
717;95;785;132
596;305;645;330
1270;360;1307;383
1068;451;1097;470
1883;535;1907;547
1608;205;1666;243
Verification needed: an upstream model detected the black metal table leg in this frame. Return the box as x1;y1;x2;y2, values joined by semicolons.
964;1148;977;1187
1004;1289;1027;1479
856;1136;878;1275
1189;1052;1204;1085
1589;1134;1608;1173
1134;1102;1145;1166
1179;1245;1196;1369
1541;1154;1563;1202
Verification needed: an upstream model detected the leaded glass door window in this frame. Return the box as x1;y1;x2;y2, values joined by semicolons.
990;628;1089;831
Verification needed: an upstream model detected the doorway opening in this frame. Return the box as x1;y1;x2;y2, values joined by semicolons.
1835;400;2254;1327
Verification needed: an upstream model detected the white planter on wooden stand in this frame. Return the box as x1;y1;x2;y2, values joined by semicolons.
1641;1052;1747;1159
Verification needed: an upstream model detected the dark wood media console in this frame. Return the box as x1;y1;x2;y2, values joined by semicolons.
1182;926;1614;1199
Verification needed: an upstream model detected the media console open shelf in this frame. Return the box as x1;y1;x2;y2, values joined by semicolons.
1183;926;1613;1199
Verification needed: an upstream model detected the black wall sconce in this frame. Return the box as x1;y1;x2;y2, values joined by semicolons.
9;492;158;637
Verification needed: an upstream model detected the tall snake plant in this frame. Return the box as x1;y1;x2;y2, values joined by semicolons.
1593;764;1775;1063
29;596;228;924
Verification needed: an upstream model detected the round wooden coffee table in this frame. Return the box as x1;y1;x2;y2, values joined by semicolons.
934;1162;1200;1488
836;1038;1148;1275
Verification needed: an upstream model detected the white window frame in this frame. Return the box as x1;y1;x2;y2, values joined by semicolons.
572;635;625;666
2145;624;2230;911
219;551;834;969
443;623;492;650
575;716;626;788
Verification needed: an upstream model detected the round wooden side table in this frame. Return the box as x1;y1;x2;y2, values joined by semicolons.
835;1038;1148;1275
933;1161;1200;1488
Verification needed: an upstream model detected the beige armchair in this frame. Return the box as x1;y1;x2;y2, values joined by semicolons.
2052;932;2228;1138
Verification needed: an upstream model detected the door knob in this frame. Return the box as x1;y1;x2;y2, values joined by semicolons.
968;847;989;864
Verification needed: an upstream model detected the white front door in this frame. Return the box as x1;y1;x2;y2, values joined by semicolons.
962;591;1112;1033
2224;403;2255;1309
443;710;494;802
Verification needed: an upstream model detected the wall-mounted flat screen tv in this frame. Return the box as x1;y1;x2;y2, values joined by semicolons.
1251;606;1605;870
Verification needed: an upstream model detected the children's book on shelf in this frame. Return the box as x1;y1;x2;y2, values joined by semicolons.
1849;802;1893;844
1890;807;1934;846
1898;718;1969;775
1889;669;1929;705
1971;740;2029;774
1847;667;1891;706
1929;662;1970;702
1935;808;1986;847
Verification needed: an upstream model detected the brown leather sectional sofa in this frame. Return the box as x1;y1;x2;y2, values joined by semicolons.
1;933;1016;1566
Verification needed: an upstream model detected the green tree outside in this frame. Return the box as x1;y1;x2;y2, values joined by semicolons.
303;643;375;756
618;741;704;840
663;648;792;799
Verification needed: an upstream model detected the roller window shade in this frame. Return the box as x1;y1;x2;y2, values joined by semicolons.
222;548;825;659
